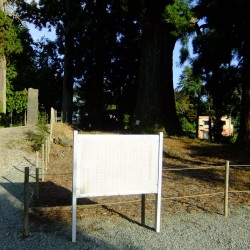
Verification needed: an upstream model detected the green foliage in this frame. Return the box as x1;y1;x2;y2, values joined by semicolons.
6;87;28;114
123;114;130;129
0;10;23;56
6;61;28;115
27;123;49;151
164;0;194;37
230;133;238;144
38;110;49;125
179;117;195;133
175;66;207;134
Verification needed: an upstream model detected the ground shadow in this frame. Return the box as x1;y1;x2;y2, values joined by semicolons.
169;168;224;185
186;143;250;165
163;150;211;167
36;181;97;207
100;204;155;231
36;180;152;232
0;179;140;248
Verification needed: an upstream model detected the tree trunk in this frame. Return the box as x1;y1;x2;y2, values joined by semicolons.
83;0;106;130
62;0;74;123
237;39;250;145
0;0;6;114
132;0;182;135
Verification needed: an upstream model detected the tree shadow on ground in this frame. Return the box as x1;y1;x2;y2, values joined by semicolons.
100;204;155;231
35;180;153;232
163;140;250;186
0;180;138;248
186;143;250;165
168;168;225;185
163;150;221;167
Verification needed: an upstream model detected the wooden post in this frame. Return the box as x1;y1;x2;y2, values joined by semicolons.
35;151;39;169
45;139;48;170
35;150;39;199
35;167;39;200
141;194;146;226
47;137;50;163
41;144;45;181
23;167;30;237
24;111;27;126
224;160;230;218
50;107;54;143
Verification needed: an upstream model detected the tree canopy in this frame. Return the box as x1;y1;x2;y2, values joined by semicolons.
1;0;249;146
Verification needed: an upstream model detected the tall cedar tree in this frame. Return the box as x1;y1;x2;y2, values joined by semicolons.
194;0;250;145
133;0;192;134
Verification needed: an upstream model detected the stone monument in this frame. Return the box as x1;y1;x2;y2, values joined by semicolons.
27;88;38;126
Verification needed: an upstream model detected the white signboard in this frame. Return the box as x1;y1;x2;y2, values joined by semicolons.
72;131;163;242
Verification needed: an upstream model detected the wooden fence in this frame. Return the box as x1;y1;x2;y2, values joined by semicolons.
23;107;57;237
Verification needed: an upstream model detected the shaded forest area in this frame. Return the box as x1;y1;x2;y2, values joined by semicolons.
0;0;250;146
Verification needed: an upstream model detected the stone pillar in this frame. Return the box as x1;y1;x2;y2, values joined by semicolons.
27;88;38;126
0;55;6;114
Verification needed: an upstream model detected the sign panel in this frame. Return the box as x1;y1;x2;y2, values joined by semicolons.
76;134;160;197
72;131;163;242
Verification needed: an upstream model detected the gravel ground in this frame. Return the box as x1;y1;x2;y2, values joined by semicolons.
0;126;250;249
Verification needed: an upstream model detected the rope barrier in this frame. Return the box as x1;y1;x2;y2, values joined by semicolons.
163;166;224;171
230;165;250;167
37;172;72;176
163;164;250;171
31;189;249;211
162;192;224;200
229;190;250;194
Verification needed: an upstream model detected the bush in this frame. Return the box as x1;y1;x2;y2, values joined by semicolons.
27;123;49;151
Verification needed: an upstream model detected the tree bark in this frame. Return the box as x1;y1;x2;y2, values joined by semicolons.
0;0;6;114
62;0;74;123
132;0;182;135
83;0;106;130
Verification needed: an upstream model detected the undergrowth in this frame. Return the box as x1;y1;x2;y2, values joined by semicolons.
27;123;49;151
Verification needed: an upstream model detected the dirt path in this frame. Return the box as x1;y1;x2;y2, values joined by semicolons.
0;126;37;238
0;125;249;249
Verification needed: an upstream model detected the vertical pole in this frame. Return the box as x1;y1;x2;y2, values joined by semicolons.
141;194;146;226
45;139;48;171
224;160;230;218
41;144;45;181
72;131;78;242
35;150;39;199
35;151;39;169
24;111;27;126
155;193;161;232
23;167;29;237
35;167;39;200
47;137;50;163
54;109;57;123
155;132;163;233
50;108;53;143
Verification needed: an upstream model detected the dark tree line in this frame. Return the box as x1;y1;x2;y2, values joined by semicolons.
1;0;249;146
15;0;188;134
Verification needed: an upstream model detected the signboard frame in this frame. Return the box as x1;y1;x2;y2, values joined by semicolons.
72;131;163;242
